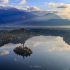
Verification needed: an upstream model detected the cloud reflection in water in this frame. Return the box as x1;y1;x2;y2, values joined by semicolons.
24;36;70;52
0;43;23;56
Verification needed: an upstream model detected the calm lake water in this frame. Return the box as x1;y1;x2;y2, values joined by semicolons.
0;35;70;70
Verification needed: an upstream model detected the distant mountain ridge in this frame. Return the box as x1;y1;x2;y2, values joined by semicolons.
0;6;70;27
0;6;36;25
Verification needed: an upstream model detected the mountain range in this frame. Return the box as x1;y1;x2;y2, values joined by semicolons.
0;6;70;28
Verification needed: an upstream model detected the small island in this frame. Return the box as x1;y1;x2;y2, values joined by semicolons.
14;45;32;57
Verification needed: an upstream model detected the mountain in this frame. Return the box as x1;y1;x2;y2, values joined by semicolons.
30;11;48;16
0;7;70;27
16;13;70;27
0;6;36;25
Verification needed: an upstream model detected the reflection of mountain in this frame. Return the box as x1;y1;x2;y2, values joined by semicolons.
0;7;70;27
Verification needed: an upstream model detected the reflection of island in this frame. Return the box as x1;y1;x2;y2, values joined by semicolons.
14;45;32;58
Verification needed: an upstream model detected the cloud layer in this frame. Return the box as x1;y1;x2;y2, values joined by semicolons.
0;0;26;6
46;2;70;19
47;2;66;8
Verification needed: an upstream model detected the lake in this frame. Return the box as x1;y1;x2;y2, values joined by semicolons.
0;29;70;70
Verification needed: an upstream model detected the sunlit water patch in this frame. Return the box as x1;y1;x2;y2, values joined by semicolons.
0;36;70;70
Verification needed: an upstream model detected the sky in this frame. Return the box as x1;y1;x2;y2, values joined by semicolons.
0;0;70;10
0;0;70;19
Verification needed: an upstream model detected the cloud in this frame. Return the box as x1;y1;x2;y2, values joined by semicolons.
0;0;8;6
0;0;26;7
0;0;41;11
11;0;27;10
47;2;70;10
57;6;67;8
0;0;8;4
24;36;70;52
19;0;26;5
57;4;70;19
47;2;66;9
46;2;70;10
26;6;41;11
46;2;70;19
10;0;26;5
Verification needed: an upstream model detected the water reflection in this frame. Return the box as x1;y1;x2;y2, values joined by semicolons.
0;43;24;56
1;36;70;70
0;50;9;56
24;36;70;52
